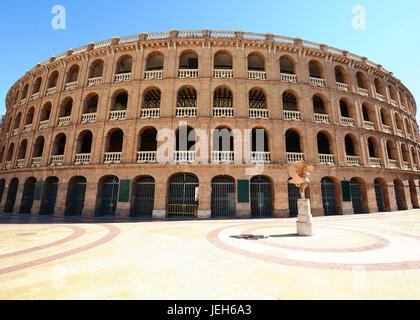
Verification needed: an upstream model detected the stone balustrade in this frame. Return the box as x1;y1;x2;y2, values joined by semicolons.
20;98;26;106
310;77;325;87
50;155;64;166
250;151;271;163
390;99;398;107
346;155;360;166
58;116;70;126
12;128;18;136
319;154;335;165
336;82;349;91
388;159;397;168
104;152;122;164
23;124;32;133
341;117;355;127
363;121;375;130
64;82;77;91
137;151;157;163
176;107;197;117
287;152;304;164
213;107;233;118
284;110;301;121
109;110;126;121
16;159;25;168
248;71;266;80
314;113;329;124
358;88;369;97
31;157;42;167
403;161;410;170
174;151;196;163
249;108;268;119
87;77;102;86
213;69;233;78
212;151;234;163
144;70;163;80
280;73;297;83
376;93;385;102
31;92;39;100
5;161;12;170
369;157;381;168
397;129;404;137
46;87;57;96
75;153;90;165
382;124;392;134
39;120;49;130
141;108;160;119
114;73;131;82
81;113;97;123
178;69;198;78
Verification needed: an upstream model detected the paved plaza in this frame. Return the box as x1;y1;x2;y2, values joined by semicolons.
1;211;420;300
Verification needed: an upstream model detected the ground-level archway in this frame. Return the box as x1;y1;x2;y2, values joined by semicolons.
131;176;155;217
211;176;235;218
250;176;272;217
167;173;199;218
65;176;87;216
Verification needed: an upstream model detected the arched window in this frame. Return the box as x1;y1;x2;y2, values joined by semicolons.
116;55;132;74
137;128;158;163
52;134;66;156
213;87;233;117
66;65;79;84
356;72;367;89
48;71;59;89
308;60;322;78
176;87;197;117
335;66;347;84
248;53;265;71
214;52;232;69
212;127;234;163
32;136;45;158
344;135;356;156
313;95;326;114
88;59;104;79
283;91;298;111
32;77;42;94
145;53;164;79
279;56;294;74
317;132;331;155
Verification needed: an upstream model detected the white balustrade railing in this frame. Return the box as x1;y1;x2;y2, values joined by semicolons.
213;107;233;118
408;134;413;140
363;121;375;130
141;108;160;118
46;87;57;95
75;153;90;165
284;110;301;121
358;88;369;97
20;98;26;106
87;77;102;86
396;129;404;137
144;70;163;80
12;128;18;136
212;151;234;163
178;69;198;78
16;159;25;168
388;159;397;169
413;164;418;172
31;92;39;100
249;108;268;119
5;161;12;170
280;73;297;83
137;151;157;163
382;124;392;134
31;157;42;167
174;151;196;163
310;77;325;87
390;99;398;107
341;117;355;127
50;155;64;166
336;82;349;91
23;124;32;133
58;116;70;126
64;81;77;91
403;161;410;170
114;72;131;82
39;120;49;129
370;157;381;168
346;156;360;166
109;110;126;121
319;154;335;165
376;93;385;102
314;113;329;124
176;107;197;117
81;113;97;123
250;152;271;163
287;152;304;164
213;69;233;78
248;71;266;80
104;152;122;164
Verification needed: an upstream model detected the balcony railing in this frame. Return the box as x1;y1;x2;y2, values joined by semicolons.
346;156;360;166
20;98;26;106
314;113;329;124
249;108;268;119
114;72;131;82
382;124;392;134
5;161;12;170
104;152;122;164
39;120;49;130
319;154;335;166
141;108;160;119
16;159;25;169
31;157;42;167
137;151;157;163
176;107;197;117
213;107;233;118
358;88;369;97
248;70;266;80
50;155;64;166
58;116;70;126
109;110;126;121
396;129;404;137
144;70;163;80
309;77;325;87
376;93;385;102
250;152;271;163
64;82;77;91
280;73;297;83
363;121;375;130
12;128;18;136
75;153;90;165
390;99;398;107
31;92;39;100
81;113;97;123
87;77;102;86
212;151;234;164
388;159;397;169
213;69;233;78
369;157;381;168
341;117;355;127
178;69;198;78
287;152;304;164
284;110;301;121
336;82;349;91
403;161;410;170
46;87;57;96
23;124;32;133
174;151;196;163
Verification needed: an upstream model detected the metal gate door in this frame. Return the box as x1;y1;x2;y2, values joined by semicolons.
4;179;18;213
66;178;86;216
100;176;119;216
167;173;198;218
39;178;59;215
374;181;385;212
211;176;235;218
394;183;404;211
0;180;5;204
132;177;155;217
251;176;272;217
350;179;363;214
19;179;36;214
288;182;301;217
321;178;337;216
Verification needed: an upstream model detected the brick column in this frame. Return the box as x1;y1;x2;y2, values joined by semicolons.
366;182;379;213
54;181;69;216
309;181;324;217
82;182;98;217
387;182;398;211
273;180;289;218
403;181;413;210
152;178;167;219
197;174;211;219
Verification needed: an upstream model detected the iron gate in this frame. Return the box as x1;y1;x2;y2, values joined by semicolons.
288;182;301;218
132;176;155;217
394;182;404;211
167;173;198;218
39;178;59;215
4;179;18;213
350;179;363;214
211;176;235;218
250;176;272;217
374;181;385;212
0;180;5;204
321;177;338;216
19;178;36;214
99;176;119;216
65;178;87;216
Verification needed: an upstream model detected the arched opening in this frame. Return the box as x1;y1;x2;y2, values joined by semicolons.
212;127;234;163
83;94;98;114
368;137;377;158
145;53;164;71
213;87;233;117
59;98;73;117
321;177;338;216
374;78;385;95
17;140;27;160
106;129;124;153
32;77;42;94
249;89;266;109
279;56;295;74
313;94;326;114
380;109;390;126
131;176;155;217
339;99;352;118
39;177;59;215
395;114;403;131
6;143;14;162
386;140;397;161
66;65;79;84
21;85;28;100
116;55;132;74
283;91;298;111
211;176;235;218
112;91;128;111
4;178;19;213
25;107;34;126
48;71;59;89
335;66;347;84
77;131;93;154
288;178;301;218
248;53;265;71
374;178;389;212
142;88;161;109
250;176;272;217
389;85;397;101
285;129;302;153
214;52;232;69
88;59;104;79
362;103;372;122
13;113;21;130
345;135;357;156
177;87;197;108
251;128;269;163
409;180;419;209
52;134;66;156
137;128;157;163
65;176;87;216
356;72;368;89
317;132;331;155
394;179;407;211
167;173;199;218
97;176;119;216
350;178;365;214
32;136;45;158
0;179;5;204
179;52;198;69
308;60;322;78
40;102;51;122
175;126;196;162
19;177;36;214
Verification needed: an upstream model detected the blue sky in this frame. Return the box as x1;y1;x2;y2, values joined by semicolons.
1;0;419;122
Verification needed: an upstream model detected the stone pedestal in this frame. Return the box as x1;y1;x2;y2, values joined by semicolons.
296;199;313;236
